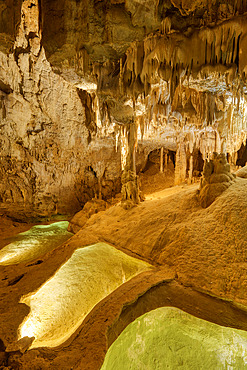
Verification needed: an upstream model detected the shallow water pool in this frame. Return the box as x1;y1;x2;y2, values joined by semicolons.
101;306;247;369
0;221;73;265
19;242;152;349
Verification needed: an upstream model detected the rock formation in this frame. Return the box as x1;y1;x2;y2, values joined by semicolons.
68;199;110;234
121;120;141;208
236;164;247;178
199;152;235;207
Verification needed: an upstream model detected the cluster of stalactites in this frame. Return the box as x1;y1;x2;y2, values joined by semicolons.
70;12;247;142
70;11;247;187
120;16;247;106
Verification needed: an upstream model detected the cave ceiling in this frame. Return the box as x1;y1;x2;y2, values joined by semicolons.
39;0;247;146
1;0;247;137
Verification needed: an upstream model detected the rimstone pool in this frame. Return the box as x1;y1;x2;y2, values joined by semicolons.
18;242;152;349
0;222;73;265
101;306;247;370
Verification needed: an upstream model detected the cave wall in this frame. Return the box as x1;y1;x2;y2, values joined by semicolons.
0;0;122;218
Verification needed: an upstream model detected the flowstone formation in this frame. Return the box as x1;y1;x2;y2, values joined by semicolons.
121;169;140;207
236;165;247;179
68;199;111;234
199;152;235;207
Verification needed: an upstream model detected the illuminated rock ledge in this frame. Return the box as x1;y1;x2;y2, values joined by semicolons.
18;242;152;349
102;307;247;369
0;222;73;266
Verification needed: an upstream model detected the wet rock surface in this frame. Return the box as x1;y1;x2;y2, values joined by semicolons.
102;307;247;370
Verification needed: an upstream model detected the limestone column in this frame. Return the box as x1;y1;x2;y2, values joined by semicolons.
121;120;140;207
165;151;168;168
160;147;164;173
174;139;187;185
188;155;193;184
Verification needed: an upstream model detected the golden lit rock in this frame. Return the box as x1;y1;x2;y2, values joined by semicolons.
18;242;152;349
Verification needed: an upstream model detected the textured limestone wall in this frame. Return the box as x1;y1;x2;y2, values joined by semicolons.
0;43;121;216
0;0;123;218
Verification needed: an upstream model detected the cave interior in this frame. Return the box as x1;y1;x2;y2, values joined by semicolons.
1;0;247;369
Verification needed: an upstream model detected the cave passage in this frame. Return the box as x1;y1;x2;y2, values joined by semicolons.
18;242;152;349
0;222;73;266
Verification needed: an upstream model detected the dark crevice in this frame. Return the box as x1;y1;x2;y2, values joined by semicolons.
0;338;7;368
28;3;36;8
87;166;97;178
0;81;13;94
7;274;25;286
0;339;6;352
235;33;241;70
26;31;38;40
236;140;247;166
27;260;43;267
14;46;31;64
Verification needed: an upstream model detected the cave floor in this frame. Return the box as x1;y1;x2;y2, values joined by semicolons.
0;178;247;369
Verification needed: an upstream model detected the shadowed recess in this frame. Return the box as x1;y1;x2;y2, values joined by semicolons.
101;307;247;369
0;222;73;266
18;242;152;349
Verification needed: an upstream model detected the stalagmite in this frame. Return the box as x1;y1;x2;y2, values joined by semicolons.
164;152;168;168
199;152;236;207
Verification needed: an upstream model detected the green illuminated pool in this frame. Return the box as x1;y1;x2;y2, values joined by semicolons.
101;307;247;369
0;221;73;265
